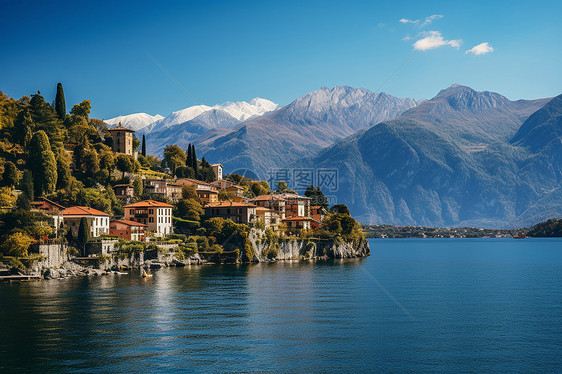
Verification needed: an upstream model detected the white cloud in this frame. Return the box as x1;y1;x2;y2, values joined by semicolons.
399;18;419;24
413;31;462;51
420;14;443;27
402;35;413;41
465;42;494;55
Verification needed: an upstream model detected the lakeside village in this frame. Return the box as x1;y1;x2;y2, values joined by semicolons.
0;85;368;281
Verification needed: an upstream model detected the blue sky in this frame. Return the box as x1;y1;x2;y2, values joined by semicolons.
1;0;561;119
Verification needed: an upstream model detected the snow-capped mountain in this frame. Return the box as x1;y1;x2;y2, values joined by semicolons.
194;86;424;177
104;113;164;131
105;98;278;134
215;98;278;122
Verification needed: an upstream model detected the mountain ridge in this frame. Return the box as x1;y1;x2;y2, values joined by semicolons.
295;86;558;228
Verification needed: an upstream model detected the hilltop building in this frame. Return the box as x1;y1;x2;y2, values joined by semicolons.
108;124;135;156
211;164;223;180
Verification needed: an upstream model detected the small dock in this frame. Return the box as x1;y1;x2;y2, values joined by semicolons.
0;274;41;282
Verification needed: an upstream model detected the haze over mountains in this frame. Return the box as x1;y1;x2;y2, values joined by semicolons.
106;85;562;228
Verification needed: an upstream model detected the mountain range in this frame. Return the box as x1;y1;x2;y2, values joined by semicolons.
105;85;561;228
297;85;557;228
105;98;278;155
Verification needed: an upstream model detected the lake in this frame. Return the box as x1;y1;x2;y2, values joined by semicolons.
1;238;562;373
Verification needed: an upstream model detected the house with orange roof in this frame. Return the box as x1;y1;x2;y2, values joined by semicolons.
62;206;110;237
249;194;286;219
282;216;312;231
175;178;219;204
204;201;257;225
110;219;147;242
279;193;311;218
255;207;281;229
124;200;173;237
31;197;65;236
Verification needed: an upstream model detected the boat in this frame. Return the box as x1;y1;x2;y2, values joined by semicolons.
142;270;153;278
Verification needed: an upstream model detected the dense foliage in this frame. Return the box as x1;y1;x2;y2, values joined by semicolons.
526;218;562;237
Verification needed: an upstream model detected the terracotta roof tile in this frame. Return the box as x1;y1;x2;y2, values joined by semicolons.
205;202;257;208
110;219;148;227
63;206;110;216
124;200;173;208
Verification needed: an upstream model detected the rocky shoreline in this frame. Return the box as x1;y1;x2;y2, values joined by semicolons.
1;238;370;282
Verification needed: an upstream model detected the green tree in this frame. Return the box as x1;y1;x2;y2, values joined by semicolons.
182;185;199;200
276;181;287;193
55;149;72;190
15;193;31;210
250;182;268;197
2;232;34;257
77;217;90;254
2;161;19;187
191;144;198;178
55;83;66;119
29;92;62;150
98;147;116;176
186;143;193;170
198;166;215;182
305;185;329;209
0;187;16;207
176;198;203;221
28;130;57;196
133;175;143;197
330;204;350;215
141;134;146;156
163;145;186;174
20;169;34;200
116;154;134;178
70;100;91;119
175;166;194;178
14;108;34;150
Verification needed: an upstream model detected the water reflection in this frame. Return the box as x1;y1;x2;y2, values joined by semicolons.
2;240;562;372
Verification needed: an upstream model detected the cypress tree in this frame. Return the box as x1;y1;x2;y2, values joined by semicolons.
2;161;19;187
186;143;192;171
21;169;34;200
141;134;147;157
15;108;34;151
201;157;210;168
16;193;31;210
28;130;57;196
191;145;198;178
133;175;143;197
55;83;66;119
77;217;90;255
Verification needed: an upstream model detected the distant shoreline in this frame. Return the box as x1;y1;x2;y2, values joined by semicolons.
363;219;562;239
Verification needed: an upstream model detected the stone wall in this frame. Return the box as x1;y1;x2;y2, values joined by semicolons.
30;243;68;269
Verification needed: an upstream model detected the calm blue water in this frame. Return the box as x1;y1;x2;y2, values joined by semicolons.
1;238;562;373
